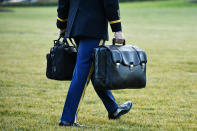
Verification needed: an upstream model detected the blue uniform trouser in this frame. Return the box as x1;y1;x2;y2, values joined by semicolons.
60;38;118;123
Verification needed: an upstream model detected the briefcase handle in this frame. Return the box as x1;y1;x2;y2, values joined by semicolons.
57;33;65;41
57;35;77;48
112;38;126;46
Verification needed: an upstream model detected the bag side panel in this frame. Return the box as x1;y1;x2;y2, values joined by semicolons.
46;53;53;79
93;47;107;89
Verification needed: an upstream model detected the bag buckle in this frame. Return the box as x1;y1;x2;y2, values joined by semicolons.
130;64;133;70
116;62;120;68
141;63;145;70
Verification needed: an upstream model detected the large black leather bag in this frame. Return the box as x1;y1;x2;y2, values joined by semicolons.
46;36;77;81
92;41;147;90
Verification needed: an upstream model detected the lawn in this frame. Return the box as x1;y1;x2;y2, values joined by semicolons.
0;0;197;130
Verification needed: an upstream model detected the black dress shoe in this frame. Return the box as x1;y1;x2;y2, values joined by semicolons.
108;101;132;120
59;121;83;127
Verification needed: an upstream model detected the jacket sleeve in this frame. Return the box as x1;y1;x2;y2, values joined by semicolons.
56;0;69;29
103;0;122;32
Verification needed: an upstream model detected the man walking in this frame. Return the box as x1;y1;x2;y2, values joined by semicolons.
56;0;132;127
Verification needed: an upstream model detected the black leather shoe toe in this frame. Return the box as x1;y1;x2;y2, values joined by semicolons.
109;101;132;120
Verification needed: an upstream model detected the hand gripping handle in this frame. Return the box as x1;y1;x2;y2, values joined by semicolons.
112;38;126;46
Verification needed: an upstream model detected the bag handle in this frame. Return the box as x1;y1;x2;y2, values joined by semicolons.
57;33;65;41
112;38;126;45
68;38;77;48
56;35;77;48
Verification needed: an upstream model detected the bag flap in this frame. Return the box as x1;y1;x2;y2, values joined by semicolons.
105;45;140;66
132;46;147;63
106;45;122;63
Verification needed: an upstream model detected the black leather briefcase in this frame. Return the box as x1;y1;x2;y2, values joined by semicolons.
92;40;147;90
46;36;77;81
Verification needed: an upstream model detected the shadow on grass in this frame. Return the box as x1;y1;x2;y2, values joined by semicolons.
189;0;197;3
0;8;13;12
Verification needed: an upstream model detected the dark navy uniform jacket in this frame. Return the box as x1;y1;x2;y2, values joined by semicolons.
56;0;122;40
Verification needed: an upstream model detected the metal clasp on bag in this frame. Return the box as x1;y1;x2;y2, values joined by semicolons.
130;64;133;70
116;62;120;68
141;63;145;70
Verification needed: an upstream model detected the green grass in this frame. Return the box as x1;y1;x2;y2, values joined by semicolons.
0;1;197;130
